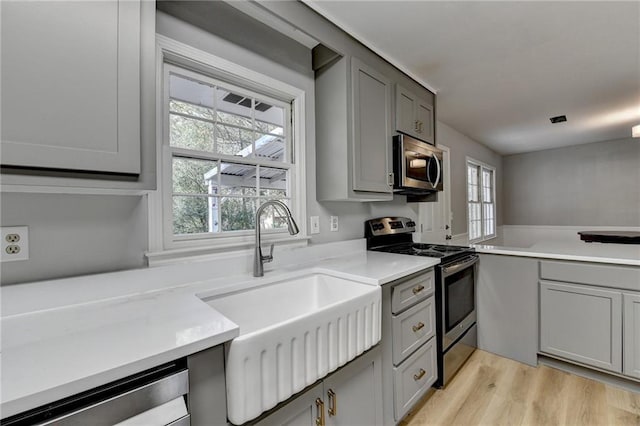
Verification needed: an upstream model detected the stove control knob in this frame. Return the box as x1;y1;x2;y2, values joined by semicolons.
406;221;416;228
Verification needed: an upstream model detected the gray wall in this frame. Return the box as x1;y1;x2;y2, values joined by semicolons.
0;193;148;285
437;121;503;236
503;137;640;226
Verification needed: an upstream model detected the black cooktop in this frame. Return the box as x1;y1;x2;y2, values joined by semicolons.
365;217;474;262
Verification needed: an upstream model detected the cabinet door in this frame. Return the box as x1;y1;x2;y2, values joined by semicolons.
253;383;324;426
351;58;392;194
1;0;141;174
415;101;434;144
323;347;383;426
540;281;622;372
623;292;640;379
395;85;417;138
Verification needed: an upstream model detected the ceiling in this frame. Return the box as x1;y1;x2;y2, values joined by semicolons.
304;1;640;155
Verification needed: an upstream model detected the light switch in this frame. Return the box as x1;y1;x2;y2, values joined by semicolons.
310;216;320;234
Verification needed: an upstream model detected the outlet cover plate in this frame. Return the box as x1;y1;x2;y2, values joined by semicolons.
1;226;29;262
330;216;339;232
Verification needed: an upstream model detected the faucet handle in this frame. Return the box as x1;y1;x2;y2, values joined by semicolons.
262;244;274;263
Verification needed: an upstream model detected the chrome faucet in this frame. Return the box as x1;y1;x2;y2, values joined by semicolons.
254;200;300;277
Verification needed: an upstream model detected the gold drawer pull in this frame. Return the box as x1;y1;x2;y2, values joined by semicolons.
327;389;337;416
315;398;325;426
414;369;426;381
412;285;425;295
412;322;425;332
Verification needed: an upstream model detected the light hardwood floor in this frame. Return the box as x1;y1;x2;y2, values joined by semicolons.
401;350;640;426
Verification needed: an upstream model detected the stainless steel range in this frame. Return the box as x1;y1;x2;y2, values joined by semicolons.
365;217;478;388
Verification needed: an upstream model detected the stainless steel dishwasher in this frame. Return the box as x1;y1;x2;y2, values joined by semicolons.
2;361;190;426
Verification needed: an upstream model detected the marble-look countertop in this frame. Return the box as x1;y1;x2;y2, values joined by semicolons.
0;239;439;418
474;240;640;266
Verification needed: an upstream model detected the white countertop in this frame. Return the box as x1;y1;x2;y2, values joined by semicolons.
0;239;439;418
474;240;640;266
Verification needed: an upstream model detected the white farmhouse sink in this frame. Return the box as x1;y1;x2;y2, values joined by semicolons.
202;273;381;425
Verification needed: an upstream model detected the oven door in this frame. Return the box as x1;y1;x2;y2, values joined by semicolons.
441;254;478;350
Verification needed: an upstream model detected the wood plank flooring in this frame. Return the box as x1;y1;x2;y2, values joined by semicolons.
401;350;640;426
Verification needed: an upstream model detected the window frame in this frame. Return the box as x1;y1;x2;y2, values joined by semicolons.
466;157;496;243
149;36;307;254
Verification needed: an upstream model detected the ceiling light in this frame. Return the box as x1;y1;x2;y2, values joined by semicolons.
633;124;640;138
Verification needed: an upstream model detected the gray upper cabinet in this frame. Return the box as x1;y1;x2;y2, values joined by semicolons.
315;55;393;201
539;280;623;373
1;0;142;174
623;292;640;379
395;85;434;144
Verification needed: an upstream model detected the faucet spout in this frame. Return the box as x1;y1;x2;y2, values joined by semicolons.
254;200;300;277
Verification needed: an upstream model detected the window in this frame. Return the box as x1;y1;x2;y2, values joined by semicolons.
161;62;300;248
467;158;496;242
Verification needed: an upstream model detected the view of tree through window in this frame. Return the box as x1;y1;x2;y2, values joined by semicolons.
167;69;292;237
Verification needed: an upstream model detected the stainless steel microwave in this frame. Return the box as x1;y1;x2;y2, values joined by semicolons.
393;134;443;194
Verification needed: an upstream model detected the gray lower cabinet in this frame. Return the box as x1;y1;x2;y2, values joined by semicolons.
381;269;437;425
539;280;623;373
253;346;383;426
315;55;393;201
623;292;640;379
1;0;146;174
477;254;538;366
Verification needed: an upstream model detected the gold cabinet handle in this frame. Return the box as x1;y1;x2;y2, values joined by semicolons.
412;322;425;332
414;368;426;381
412;285;425;295
315;398;325;426
414;120;420;132
327;389;337;416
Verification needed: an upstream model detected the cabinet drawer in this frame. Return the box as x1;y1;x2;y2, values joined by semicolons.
391;270;434;314
393;338;436;422
392;297;435;365
540;261;640;291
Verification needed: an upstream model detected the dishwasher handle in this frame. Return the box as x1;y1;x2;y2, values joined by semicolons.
40;370;189;426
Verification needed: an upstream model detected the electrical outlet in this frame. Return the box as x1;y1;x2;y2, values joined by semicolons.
1;226;29;262
330;216;339;232
310;216;320;234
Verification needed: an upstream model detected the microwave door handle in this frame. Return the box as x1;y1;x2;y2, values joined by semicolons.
433;155;441;188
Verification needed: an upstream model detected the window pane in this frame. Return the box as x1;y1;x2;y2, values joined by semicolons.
255;104;284;134
468;164;480;202
215;124;253;157
173;157;217;194
173;196;210;235
169;99;214;120
254;133;286;162
258;200;289;230
169;74;214;109
218;162;257;195
221;197;255;231
170;114;214;152
259;167;288;196
482;169;493;202
216;88;253;128
484;203;495;236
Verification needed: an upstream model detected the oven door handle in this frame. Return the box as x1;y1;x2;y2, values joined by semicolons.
442;255;479;276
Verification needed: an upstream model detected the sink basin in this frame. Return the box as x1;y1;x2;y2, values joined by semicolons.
202;273;381;425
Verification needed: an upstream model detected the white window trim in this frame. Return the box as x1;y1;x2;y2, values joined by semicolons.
147;35;308;257
466;156;496;243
